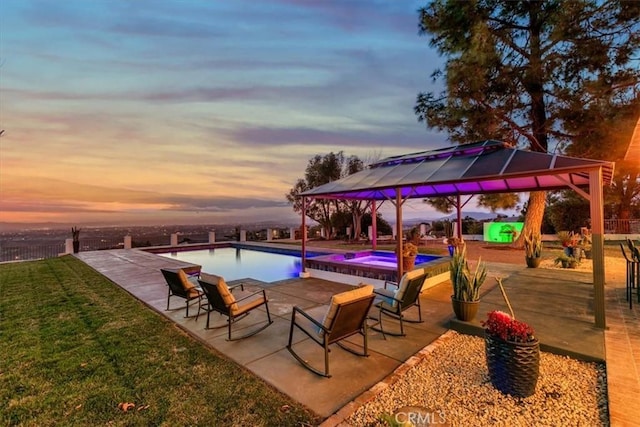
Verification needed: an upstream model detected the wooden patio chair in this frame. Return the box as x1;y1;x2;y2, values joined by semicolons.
197;273;272;341
370;268;426;338
161;267;204;318
287;284;375;378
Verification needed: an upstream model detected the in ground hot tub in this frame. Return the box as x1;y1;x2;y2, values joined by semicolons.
305;250;450;285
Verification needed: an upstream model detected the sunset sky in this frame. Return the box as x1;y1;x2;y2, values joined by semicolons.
1;0;457;227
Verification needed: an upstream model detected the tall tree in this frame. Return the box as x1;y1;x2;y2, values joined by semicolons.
286;152;345;239
344;155;370;240
415;0;640;246
564;98;640;231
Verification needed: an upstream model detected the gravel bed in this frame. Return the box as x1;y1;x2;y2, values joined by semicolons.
538;255;626;273
345;332;609;427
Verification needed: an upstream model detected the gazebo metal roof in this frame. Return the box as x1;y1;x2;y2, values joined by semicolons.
301;140;614;200
298;139;615;329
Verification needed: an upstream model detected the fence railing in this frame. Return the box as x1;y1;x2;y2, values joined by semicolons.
2;220;639;263
1;243;66;263
604;219;640;234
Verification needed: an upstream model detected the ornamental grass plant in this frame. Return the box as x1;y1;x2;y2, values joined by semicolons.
450;244;487;302
523;232;542;259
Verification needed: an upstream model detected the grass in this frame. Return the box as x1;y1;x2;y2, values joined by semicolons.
0;256;320;426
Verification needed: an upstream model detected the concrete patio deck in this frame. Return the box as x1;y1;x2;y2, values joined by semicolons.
76;249;455;418
75;248;638;425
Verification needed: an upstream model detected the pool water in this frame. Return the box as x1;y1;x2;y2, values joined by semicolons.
159;247;302;282
343;255;400;268
342;252;440;266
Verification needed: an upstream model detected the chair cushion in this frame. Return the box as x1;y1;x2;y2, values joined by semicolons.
394;268;424;305
321;284;374;331
233;294;266;316
178;269;196;290
199;272;238;312
177;269;202;298
375;288;397;310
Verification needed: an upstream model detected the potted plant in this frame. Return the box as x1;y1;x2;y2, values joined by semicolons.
401;227;420;271
445;236;463;257
483;278;539;398
450;244;487;321
523;232;542;268
71;226;81;253
554;254;578;269
401;241;418;271
557;230;579;257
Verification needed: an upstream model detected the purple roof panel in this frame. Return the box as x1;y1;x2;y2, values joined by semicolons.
301;140;614;199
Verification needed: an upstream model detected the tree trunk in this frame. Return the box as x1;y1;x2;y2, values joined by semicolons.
352;212;363;240
512;191;546;248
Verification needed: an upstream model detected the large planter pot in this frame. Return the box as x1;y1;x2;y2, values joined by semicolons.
451;297;479;321
73;241;80;254
485;333;540;398
572;247;583;261
525;256;541;268
402;255;416;271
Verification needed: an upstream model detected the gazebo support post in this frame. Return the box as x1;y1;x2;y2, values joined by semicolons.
456;194;463;240
589;168;606;329
371;200;377;250
396;189;403;280
300;196;308;277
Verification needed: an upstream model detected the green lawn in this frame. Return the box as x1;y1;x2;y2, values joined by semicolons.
0;256;319;426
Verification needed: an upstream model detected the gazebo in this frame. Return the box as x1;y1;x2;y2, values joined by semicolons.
300;140;614;328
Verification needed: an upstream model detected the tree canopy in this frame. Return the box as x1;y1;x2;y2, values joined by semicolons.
286;152;370;239
415;0;640;242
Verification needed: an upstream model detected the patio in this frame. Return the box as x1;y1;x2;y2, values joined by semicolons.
76;248;610;420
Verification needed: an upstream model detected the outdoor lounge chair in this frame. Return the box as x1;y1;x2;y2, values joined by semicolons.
197;273;273;341
161;268;204;318
287;284;375;378
370;268;426;338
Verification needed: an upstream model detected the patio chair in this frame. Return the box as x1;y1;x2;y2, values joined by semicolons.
197;273;272;341
620;243;639;308
161;268;204;318
287;284;375;377
370;268;426;338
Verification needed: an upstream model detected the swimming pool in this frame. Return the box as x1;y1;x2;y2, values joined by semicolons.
158;247;305;282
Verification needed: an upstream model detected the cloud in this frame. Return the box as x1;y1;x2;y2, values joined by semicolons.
226;125;446;151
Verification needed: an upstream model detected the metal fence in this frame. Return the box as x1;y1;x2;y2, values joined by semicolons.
2;220;638;263
1;243;66;263
0;238;124;263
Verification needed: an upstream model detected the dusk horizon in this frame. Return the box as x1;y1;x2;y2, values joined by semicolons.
1;0;455;226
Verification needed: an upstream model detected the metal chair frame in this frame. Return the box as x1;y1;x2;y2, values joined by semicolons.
198;279;273;341
370;271;426;338
161;268;204;318
287;293;375;378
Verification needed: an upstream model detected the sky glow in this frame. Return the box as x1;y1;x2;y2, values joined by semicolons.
1;0;453;227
